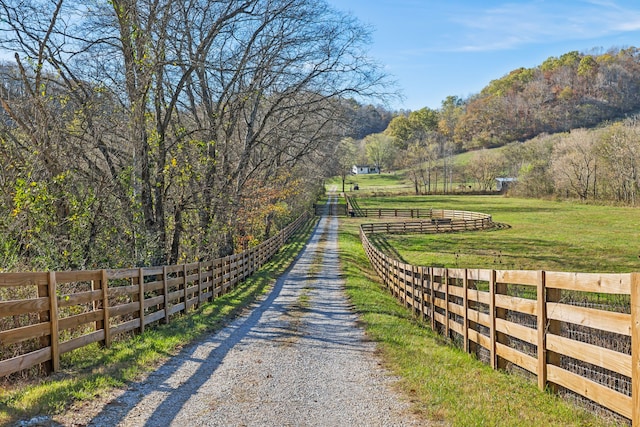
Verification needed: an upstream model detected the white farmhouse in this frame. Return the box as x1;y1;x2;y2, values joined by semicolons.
352;164;380;174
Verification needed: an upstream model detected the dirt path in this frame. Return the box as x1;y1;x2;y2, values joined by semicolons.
60;195;422;426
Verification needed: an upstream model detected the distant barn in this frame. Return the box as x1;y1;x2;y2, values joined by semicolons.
496;177;516;192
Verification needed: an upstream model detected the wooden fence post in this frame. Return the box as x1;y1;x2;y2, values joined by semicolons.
631;272;640;426
463;268;469;354
48;271;60;372
429;267;435;331
537;270;547;392
138;268;145;333
412;265;418;317
489;269;497;370
495;277;508;371
444;268;450;339
101;269;111;347
395;259;400;298
198;262;204;305
163;266;170;324
92;278;102;336
36;277;52;375
223;256;230;293
546;284;562;393
183;264;188;312
403;263;409;308
420;266;426;322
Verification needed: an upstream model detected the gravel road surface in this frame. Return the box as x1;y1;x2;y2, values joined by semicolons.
62;195;423;426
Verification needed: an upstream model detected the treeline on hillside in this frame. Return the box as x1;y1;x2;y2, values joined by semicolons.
501;117;640;204
459;48;640;148
409;115;640;205
335;46;640;199
339;115;640;205
0;0;391;271
385;47;640;153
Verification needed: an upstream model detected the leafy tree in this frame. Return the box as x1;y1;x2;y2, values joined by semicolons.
438;95;464;142
364;133;396;172
385;114;412;147
385;107;439;149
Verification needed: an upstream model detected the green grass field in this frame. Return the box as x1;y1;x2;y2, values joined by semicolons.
336;190;636;425
328;147;507;196
327;172;413;195
352;194;640;273
338;216;618;426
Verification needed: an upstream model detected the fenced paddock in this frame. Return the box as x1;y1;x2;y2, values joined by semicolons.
0;212;310;380
359;209;640;425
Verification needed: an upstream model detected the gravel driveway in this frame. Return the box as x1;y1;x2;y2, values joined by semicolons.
81;196;422;426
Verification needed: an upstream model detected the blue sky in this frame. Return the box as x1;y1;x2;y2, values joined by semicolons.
327;0;640;111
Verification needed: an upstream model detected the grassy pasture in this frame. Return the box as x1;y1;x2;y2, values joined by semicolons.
338;216;616;426
338;192;636;425
327;172;413;195
324;165;639;425
328;147;508;196
353;195;640;273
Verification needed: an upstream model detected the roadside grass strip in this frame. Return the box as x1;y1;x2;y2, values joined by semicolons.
0;218;318;426
338;216;622;426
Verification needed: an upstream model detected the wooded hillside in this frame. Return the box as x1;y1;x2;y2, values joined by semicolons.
458;47;640;148
337;47;640;203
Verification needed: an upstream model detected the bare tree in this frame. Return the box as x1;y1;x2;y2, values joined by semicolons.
596;120;640;204
467;149;503;191
0;0;393;267
551;129;598;200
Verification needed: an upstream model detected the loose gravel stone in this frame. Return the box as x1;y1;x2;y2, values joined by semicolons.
69;197;424;426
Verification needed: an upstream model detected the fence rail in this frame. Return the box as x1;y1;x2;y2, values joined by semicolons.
359;212;640;425
353;207;433;218
0;211;310;379
359;209;493;235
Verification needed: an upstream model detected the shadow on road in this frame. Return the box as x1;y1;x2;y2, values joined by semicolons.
88;202;338;426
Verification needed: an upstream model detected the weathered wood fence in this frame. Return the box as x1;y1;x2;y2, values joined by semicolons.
359;209;640;425
0;212;310;379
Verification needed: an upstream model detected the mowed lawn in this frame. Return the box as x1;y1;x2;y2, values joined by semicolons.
353;195;640;273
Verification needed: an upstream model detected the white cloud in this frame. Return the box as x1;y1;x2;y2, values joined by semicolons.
443;0;640;52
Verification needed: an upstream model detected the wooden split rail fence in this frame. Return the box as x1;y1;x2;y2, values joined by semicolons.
352;207;433;218
359;209;640;425
0;212;310;379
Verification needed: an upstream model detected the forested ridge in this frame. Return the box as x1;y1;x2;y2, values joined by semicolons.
381;47;640;152
459;48;640;148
